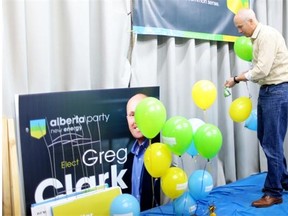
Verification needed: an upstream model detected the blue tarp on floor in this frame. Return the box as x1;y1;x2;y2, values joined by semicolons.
141;172;288;215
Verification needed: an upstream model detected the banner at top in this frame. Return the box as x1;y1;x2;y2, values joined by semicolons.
132;0;250;42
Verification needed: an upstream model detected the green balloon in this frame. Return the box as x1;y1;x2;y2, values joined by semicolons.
234;36;253;61
135;97;166;139
162;116;193;156
194;123;222;159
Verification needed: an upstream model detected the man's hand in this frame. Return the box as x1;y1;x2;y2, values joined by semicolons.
225;77;237;88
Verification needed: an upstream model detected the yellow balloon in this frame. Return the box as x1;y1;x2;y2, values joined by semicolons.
192;80;217;110
229;97;252;122
144;143;172;178
160;167;188;199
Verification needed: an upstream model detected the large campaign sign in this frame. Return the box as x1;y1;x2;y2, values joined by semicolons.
133;0;250;42
17;87;159;215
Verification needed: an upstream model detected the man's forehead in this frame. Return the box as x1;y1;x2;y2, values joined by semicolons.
127;102;139;112
234;18;245;26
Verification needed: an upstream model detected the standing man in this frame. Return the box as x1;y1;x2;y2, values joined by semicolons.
225;8;288;208
122;93;160;211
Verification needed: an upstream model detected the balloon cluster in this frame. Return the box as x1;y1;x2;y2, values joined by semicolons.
173;169;213;216
110;38;256;212
190;80;222;160
110;80;229;214
129;81;222;205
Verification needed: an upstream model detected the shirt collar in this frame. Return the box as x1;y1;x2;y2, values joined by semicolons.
251;23;262;40
131;138;149;157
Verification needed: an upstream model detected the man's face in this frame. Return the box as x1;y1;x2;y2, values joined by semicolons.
126;97;145;140
234;18;254;37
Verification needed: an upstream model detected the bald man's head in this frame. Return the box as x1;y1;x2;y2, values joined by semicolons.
234;8;258;37
126;93;148;143
235;8;257;22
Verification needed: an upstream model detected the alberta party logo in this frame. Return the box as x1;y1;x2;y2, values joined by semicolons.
29;119;47;139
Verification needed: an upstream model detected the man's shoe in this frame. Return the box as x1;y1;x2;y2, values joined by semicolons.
251;195;283;208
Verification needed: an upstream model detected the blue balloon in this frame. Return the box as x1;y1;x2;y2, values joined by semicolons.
173;191;197;216
245;109;257;131
110;194;140;216
188;170;213;201
186;142;198;157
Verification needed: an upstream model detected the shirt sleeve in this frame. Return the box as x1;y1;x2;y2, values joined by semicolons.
244;71;253;81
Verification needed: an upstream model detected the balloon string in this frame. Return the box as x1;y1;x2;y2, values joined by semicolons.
206;160;216;216
152;178;165;215
194;161;209;216
246;82;252;98
193;160;216;216
203;160;211;215
149;139;162;214
202;160;208;193
151;176;155;206
193;155;198;163
203;110;208;123
149;138;154;209
180;156;185;172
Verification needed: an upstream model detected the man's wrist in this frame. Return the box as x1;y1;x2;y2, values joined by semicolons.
233;76;240;83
